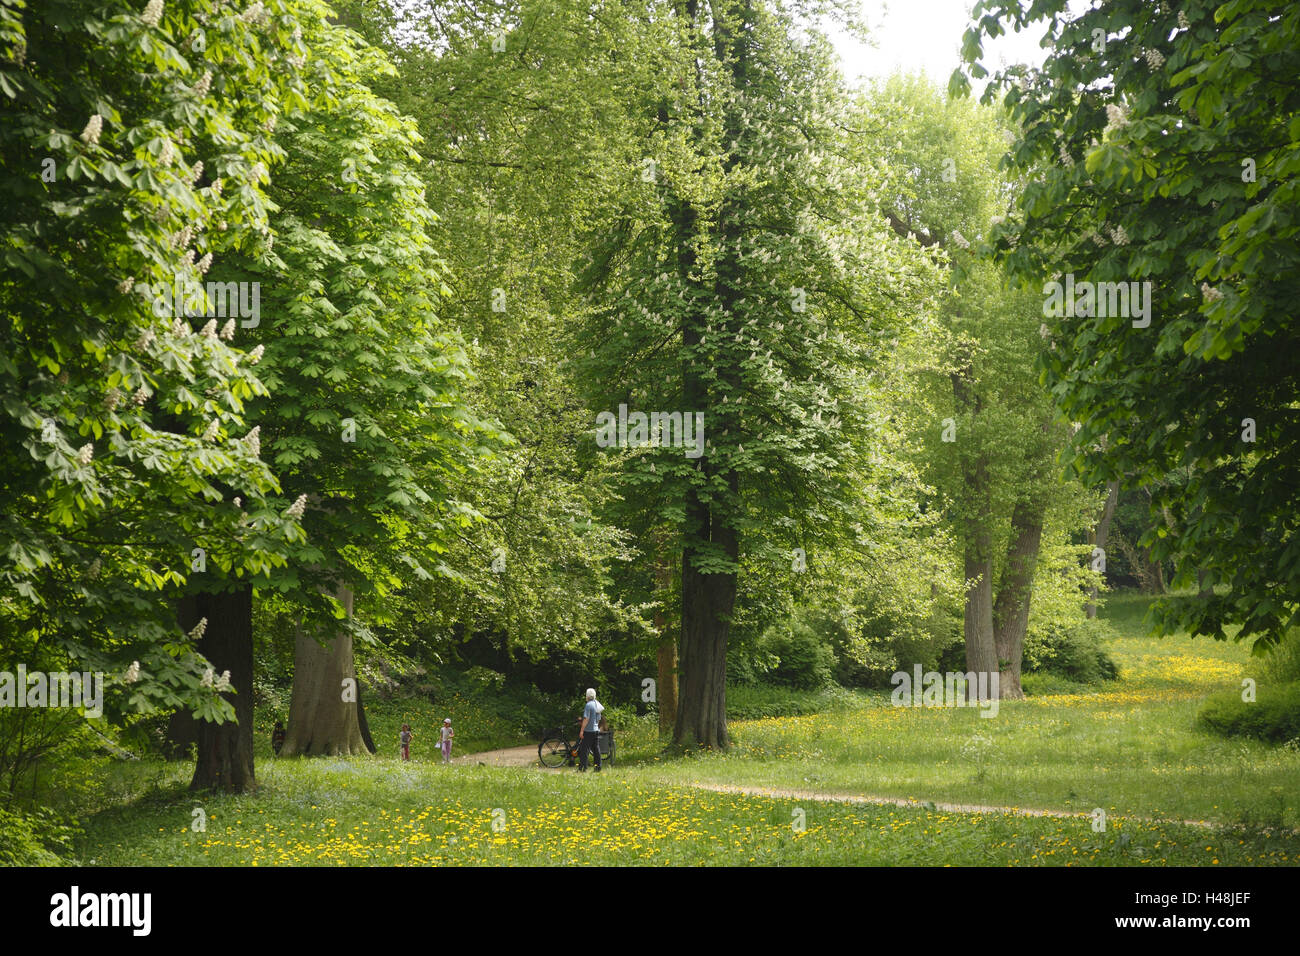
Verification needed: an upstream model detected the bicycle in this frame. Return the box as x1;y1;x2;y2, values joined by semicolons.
538;722;614;769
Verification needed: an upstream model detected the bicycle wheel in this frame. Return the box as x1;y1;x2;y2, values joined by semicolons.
538;733;570;769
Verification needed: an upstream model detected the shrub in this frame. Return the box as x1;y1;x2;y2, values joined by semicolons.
1260;630;1300;684
1197;681;1300;744
725;683;869;720
0;805;78;866
749;615;837;689
1022;617;1119;684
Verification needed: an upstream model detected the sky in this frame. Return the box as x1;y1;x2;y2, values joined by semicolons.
828;0;1054;88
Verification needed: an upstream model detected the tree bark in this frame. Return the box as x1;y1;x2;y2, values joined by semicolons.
654;549;678;736
178;585;256;792
281;584;374;757
952;368;997;699
992;499;1046;700
1085;480;1119;618
673;480;738;750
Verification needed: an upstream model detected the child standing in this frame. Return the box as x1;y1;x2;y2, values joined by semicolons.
399;723;413;761
440;718;454;764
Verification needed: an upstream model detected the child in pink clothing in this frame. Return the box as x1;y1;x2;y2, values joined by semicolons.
400;723;413;761
440;718;454;763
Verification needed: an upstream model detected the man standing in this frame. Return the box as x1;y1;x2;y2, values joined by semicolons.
577;687;604;772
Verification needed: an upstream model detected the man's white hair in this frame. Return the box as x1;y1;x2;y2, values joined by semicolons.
585;688;596;700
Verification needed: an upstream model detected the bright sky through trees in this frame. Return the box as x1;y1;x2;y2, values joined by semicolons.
829;0;1059;86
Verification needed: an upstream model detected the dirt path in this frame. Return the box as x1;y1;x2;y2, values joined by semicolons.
452;745;1218;828
682;782;1214;829
451;744;547;768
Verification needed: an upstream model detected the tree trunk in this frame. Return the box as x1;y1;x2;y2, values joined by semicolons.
952;368;996;699
654;550;678;736
963;544;998;698
179;585;256;792
281;584;373;757
993;499;1046;700
673;490;737;750
1085;480;1119;618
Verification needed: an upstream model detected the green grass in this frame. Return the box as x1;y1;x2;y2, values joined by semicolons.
630;592;1300;831
74;758;1292;866
50;591;1300;866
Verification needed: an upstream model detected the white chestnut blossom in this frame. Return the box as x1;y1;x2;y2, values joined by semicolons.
1104;103;1129;134
141;0;163;27
77;443;94;465
80;114;103;146
124;661;141;684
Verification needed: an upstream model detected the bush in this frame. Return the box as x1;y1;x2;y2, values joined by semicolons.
745;614;837;689
725;683;870;720
0;805;78;866
1022;617;1119;684
1197;681;1300;744
1260;630;1300;684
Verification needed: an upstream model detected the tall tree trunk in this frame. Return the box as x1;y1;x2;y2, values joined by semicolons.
281;584;373;757
993;499;1046;700
674;478;738;750
654;547;678;736
1085;480;1119;618
177;585;256;792
963;541;998;697
952;368;996;698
